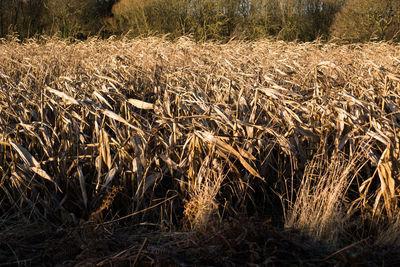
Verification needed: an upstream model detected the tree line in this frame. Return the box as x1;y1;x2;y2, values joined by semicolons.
0;0;399;42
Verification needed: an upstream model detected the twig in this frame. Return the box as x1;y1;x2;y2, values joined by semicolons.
102;194;177;225
305;238;368;263
133;237;148;267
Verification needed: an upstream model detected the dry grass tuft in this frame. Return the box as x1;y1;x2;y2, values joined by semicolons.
285;141;369;245
1;37;400;247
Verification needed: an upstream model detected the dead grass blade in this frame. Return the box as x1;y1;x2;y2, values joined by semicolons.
196;131;262;180
77;166;88;209
10;142;57;186
127;99;155;110
46;87;79;105
102;109;145;136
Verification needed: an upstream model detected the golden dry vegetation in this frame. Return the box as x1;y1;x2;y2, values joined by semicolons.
1;36;400;265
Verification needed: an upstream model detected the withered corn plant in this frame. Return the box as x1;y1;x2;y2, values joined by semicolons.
0;36;400;246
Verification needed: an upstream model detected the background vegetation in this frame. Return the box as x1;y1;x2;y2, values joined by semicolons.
0;0;400;42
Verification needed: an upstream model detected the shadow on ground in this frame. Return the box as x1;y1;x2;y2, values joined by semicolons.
1;218;398;266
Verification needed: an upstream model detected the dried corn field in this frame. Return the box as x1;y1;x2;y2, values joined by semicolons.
1;37;400;265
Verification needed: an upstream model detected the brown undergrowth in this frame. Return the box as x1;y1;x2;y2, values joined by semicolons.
1;36;400;264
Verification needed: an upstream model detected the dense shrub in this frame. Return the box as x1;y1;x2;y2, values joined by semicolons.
331;0;400;42
0;0;344;41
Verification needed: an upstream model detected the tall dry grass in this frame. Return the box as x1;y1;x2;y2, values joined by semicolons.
0;36;400;247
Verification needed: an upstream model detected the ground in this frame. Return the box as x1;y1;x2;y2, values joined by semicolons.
1;218;398;266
